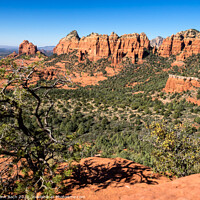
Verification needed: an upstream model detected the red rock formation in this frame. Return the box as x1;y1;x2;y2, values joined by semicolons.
18;40;38;55
171;60;185;67
187;97;200;106
158;29;200;60
53;30;80;56
7;51;18;58
79;33;110;62
53;30;150;64
120;174;200;200
112;32;150;64
108;32;119;55
163;74;200;93
152;46;157;54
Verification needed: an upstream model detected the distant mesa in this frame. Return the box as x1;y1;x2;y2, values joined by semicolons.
158;29;200;61
53;30;150;65
150;36;164;48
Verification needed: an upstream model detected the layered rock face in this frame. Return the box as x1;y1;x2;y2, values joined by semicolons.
53;30;150;64
158;29;200;60
163;74;200;93
150;36;164;48
19;40;38;55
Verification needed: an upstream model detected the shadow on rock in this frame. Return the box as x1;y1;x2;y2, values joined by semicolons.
60;157;163;193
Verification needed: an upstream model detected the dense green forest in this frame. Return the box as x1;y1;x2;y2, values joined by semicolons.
45;53;200;175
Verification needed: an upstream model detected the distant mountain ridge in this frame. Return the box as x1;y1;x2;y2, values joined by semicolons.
38;46;55;56
0;46;18;59
0;45;55;51
0;44;55;58
0;45;18;50
150;36;164;48
38;46;55;51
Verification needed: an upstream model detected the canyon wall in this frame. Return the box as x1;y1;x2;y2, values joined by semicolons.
158;29;200;61
53;30;150;64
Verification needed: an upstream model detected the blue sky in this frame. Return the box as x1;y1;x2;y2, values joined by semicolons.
0;0;200;46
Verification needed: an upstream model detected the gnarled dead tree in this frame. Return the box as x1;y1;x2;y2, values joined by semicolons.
0;59;78;198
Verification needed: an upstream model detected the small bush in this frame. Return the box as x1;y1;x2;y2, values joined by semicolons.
146;122;200;177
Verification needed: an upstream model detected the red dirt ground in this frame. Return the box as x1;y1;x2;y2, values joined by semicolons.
56;157;200;200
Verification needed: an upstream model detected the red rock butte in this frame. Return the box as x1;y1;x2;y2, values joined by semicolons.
53;30;150;64
18;40;38;55
158;29;200;61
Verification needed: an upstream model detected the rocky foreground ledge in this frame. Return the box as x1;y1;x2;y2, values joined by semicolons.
0;156;199;199
56;157;200;200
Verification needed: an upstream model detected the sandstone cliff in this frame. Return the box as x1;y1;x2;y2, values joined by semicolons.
18;40;38;55
163;74;200;93
158;29;200;60
53;30;150;64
